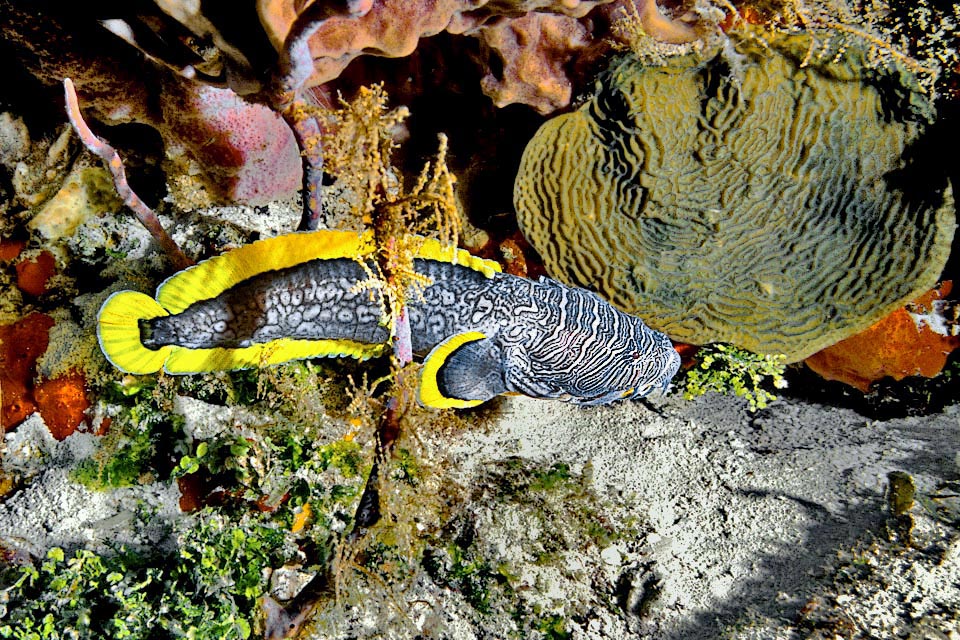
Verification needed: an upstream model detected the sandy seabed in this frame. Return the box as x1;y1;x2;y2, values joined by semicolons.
3;386;958;639
454;392;960;638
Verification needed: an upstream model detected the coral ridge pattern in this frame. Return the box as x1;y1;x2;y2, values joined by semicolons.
514;31;956;362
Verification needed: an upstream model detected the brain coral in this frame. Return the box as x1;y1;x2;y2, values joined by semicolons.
514;32;956;362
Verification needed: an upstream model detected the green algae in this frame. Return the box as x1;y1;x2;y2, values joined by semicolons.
678;344;787;411
71;379;183;490
0;511;294;640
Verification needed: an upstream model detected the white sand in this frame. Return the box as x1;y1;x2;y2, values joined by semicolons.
451;392;960;638
1;375;957;638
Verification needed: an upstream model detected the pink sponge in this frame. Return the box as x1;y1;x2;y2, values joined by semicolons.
160;81;302;205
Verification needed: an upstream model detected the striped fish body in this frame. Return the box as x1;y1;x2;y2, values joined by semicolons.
410;261;680;406
97;230;680;408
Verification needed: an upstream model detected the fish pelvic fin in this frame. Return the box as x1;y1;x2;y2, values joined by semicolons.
418;331;507;409
97;290;172;374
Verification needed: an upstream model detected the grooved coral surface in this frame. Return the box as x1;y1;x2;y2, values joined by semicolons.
514;33;956;362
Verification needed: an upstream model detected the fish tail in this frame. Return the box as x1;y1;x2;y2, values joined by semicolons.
97;291;172;374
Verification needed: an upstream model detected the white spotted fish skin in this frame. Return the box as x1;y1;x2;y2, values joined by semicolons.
144;257;680;406
145;258;388;350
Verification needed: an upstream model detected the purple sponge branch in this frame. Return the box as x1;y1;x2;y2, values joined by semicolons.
282;103;327;232
272;0;373;231
63;78;192;271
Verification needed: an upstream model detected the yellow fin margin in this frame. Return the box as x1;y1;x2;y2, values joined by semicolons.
163;338;386;374
418;331;488;409
100;231;498;379
97;291;171;374
155;231;496;315
414;238;501;277
156;229;373;314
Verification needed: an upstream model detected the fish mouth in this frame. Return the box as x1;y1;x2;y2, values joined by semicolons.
571;386;645;406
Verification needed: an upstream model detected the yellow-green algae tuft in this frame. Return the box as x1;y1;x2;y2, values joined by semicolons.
514;30;955;362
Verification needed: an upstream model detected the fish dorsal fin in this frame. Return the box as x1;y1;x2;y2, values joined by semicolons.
156;229;374;313
414;238;501;278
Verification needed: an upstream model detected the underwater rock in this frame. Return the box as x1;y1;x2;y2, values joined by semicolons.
0;1;302;206
478;12;592;114
0;113;31;169
27;166;121;242
514;31;956;362
805;282;960;392
0;114;75;211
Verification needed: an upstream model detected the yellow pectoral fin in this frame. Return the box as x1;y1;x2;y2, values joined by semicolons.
162;338;387;374
97;291;171;375
418;331;489;409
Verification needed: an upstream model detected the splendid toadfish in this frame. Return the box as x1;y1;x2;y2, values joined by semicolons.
97;230;680;408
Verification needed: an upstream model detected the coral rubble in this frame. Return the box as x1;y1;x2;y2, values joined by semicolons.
514;30;956;362
27;165;121;242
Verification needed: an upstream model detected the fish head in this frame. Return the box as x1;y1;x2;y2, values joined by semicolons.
561;314;681;406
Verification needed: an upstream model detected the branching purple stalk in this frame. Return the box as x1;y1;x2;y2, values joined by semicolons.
285;111;327;232
271;0;373;231
63;78;192;271
393;307;413;366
